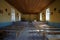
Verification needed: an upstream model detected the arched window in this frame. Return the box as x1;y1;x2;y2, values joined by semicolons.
46;8;50;21
19;13;21;21
40;13;42;21
11;8;15;22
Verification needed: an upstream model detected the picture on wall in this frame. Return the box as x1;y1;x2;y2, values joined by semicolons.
5;8;7;12
0;9;3;14
8;13;10;15
58;10;60;13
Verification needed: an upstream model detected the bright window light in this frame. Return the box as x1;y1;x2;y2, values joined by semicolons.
46;8;50;21
11;8;15;22
19;13;21;21
40;13;42;21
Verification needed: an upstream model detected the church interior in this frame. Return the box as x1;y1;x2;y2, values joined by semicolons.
0;0;60;40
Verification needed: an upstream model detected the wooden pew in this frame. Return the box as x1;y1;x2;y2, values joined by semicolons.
43;28;60;35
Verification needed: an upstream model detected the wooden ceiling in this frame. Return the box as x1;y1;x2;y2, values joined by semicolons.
5;0;55;13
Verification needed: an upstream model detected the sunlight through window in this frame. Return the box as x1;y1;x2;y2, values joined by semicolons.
19;13;21;21
46;8;50;21
11;8;15;22
40;13;42;21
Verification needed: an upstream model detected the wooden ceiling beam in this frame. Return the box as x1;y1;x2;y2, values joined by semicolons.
5;0;55;14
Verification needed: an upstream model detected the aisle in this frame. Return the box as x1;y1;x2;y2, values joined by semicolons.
17;23;48;40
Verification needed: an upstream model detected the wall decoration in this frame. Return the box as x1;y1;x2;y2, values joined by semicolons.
8;13;10;15
54;8;56;11
42;13;45;16
58;9;60;13
51;12;53;15
42;13;44;15
5;8;7;12
0;9;3;14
